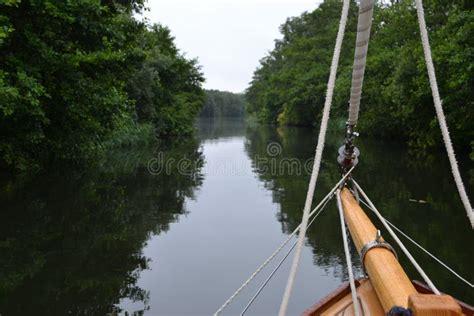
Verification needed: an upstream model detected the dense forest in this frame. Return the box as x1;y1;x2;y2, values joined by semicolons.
200;90;246;118
2;0;472;175
0;0;204;172
246;0;473;153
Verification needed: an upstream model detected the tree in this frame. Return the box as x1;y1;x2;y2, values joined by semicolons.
246;0;473;154
0;0;205;172
200;90;246;118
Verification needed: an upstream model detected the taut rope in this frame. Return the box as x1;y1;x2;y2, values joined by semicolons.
347;0;375;127
278;0;351;314
336;189;361;316
415;0;474;228
353;180;441;294
359;199;474;288
214;167;354;315
240;197;333;315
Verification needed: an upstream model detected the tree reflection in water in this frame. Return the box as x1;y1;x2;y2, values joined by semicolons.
244;123;473;303
0;121;472;314
0;137;204;315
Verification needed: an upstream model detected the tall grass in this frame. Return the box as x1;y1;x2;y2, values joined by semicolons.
104;121;155;149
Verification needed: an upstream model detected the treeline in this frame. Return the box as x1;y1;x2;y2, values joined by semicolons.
0;0;204;172
246;0;473;152
200;90;246;118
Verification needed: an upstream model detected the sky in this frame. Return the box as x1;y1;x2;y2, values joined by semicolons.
140;0;321;93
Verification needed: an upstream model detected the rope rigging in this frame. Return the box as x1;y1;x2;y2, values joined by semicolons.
347;0;374;127
336;189;361;316
415;0;474;228
358;198;473;288
216;0;473;313
338;0;375;173
214;168;354;315
240;196;333;316
278;0;351;314
352;180;441;295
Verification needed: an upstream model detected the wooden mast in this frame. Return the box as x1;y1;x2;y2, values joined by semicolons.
340;188;463;315
339;188;417;312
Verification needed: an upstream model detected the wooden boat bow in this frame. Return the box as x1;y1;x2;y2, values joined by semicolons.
303;188;469;316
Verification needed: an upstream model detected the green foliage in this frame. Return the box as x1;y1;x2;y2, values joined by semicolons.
200;90;246;118
246;0;473;153
127;25;205;136
246;0;358;126
102;119;154;149
0;0;204;172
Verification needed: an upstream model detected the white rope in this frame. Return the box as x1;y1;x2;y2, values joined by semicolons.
214;168;354;315
358;199;474;288
278;1;351;314
415;0;474;228
336;189;361;316
353;180;441;294
347;0;375;126
240;197;333;316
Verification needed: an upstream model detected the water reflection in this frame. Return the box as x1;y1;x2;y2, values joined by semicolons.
0;138;204;315
197;117;246;141
244;123;473;303
0;119;472;315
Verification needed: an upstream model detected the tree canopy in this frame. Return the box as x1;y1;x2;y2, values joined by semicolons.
0;0;205;172
246;0;473;153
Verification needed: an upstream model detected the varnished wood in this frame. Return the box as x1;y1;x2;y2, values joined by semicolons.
413;281;474;315
303;281;355;315
321;279;385;316
340;188;417;313
303;278;385;316
303;189;466;315
304;279;474;316
408;294;462;316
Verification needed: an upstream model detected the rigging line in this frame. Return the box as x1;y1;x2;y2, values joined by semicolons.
278;0;351;314
352;180;441;295
358;199;473;288
336;189;361;316
347;0;375;126
415;0;474;228
214;166;355;316
240;197;333;316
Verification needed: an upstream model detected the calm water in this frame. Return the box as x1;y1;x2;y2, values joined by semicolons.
0;118;472;315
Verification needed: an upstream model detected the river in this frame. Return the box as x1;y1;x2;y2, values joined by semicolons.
0;117;472;315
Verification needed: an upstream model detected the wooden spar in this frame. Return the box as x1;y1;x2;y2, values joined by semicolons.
339;188;417;313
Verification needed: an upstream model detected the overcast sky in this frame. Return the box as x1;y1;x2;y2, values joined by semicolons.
140;0;320;93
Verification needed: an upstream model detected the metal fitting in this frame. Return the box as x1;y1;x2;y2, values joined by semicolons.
359;230;398;275
337;123;360;171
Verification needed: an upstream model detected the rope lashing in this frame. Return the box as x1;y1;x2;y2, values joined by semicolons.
214;167;354;315
336;189;361;316
347;0;375;127
278;0;351;314
338;0;374;172
415;0;474;228
353;180;441;294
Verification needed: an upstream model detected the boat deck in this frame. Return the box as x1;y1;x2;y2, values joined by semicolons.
303;278;474;316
